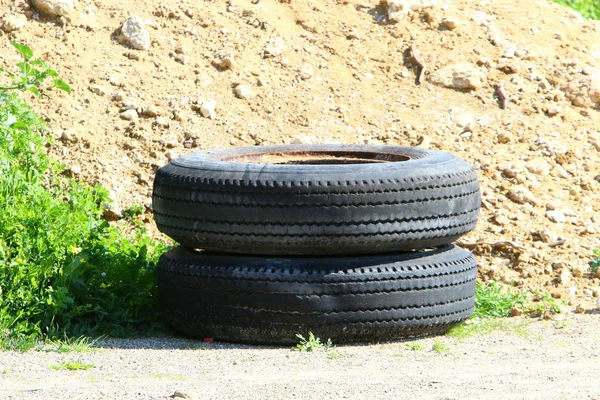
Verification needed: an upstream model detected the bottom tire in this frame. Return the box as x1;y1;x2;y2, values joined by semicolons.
157;245;477;344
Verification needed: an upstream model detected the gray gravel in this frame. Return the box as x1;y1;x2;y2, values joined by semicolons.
1;313;599;400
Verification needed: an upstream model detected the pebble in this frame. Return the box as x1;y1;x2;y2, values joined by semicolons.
233;84;255;99
571;266;584;278
31;0;75;17
545;104;563;116
262;36;286;58
538;230;557;243
212;51;235;70
559;268;572;285
60;128;79;143
574;304;585;314
298;63;315;80
88;85;108;96
292;135;315;144
102;191;123;221
493;214;511;226
525;158;551;175
199;100;216;119
119;16;151;51
562;72;600;108
2;14;27;32
440;17;458;30
154;117;170;127
507;185;538;206
546;210;566;223
428;62;487;90
120;109;138;120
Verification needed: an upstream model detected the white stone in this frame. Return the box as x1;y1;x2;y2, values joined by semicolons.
119;16;151;51
200;100;216;119
292;135;315;144
538;230;557;243
154;117;170;127
32;0;76;17
454;113;474;128
212;51;235;70
507;185;538;206
262;36;286;58
546;210;566;223
545;104;563;116
88;85;108;96
429;62;487;90
2;14;27;32
298;63;314;80
120;109;138;120
525;158;551;175
563;72;600;108
233;84;255;100
380;0;449;23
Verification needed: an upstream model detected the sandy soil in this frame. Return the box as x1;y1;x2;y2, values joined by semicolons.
0;313;598;399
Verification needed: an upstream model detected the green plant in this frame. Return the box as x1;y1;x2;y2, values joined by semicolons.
552;0;600;20
294;332;333;352
1;42;70;96
0;43;169;349
431;340;447;353
50;360;95;371
35;335;99;353
474;281;526;318
446;318;532;339
122;204;145;220
590;249;600;273
406;342;424;351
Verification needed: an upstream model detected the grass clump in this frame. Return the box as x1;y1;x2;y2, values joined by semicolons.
0;43;168;349
553;0;600;19
50;360;95;371
474;281;526;318
294;332;333;352
590;249;600;273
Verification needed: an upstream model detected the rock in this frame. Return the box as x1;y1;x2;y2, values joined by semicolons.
571;266;584;278
140;106;159;117
545;104;563;116
562;72;600;108
507;185;538;206
88;85;108;96
546;210;566;223
67;165;81;176
538;230;558;243
454;113;474;129
428;62;487;90
298;63;314;80
440;17;458;30
262;36;286;58
2;14;27;32
154;117;170;127
102;192;122;221
200;100;216;119
525;158;551;175
493;214;511;226
545;198;561;211
559;268;572;285
60;128;79;143
120;109;138;120
292;135;315;144
32;0;76;17
233;84;255;99
380;0;448;23
119;16;151;51
574;304;585;314
121;99;139;111
212;51;235;70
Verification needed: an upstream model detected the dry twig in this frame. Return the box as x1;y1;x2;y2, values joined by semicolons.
458;240;527;252
408;46;426;84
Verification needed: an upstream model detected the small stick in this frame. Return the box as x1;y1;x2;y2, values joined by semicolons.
458;240;527;252
547;239;567;248
495;83;509;109
408;46;426;84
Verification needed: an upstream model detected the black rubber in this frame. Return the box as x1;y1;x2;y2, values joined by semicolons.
152;144;481;255
158;244;477;344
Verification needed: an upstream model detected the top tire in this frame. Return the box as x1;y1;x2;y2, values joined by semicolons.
152;144;480;255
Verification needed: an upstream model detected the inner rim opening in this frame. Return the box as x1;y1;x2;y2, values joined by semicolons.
223;151;411;165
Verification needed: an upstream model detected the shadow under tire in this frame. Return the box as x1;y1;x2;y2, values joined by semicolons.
158;244;477;344
152;144;481;256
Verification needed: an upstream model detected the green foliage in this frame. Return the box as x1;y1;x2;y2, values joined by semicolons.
590;249;600;273
553;0;600;19
474;281;526;318
406;342;424;351
431;340;447;353
49;360;95;371
0;43;168;348
294;332;333;352
1;42;71;96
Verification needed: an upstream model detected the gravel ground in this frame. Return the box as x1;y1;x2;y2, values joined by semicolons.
1;313;599;400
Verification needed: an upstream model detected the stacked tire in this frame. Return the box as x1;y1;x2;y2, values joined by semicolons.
152;144;480;344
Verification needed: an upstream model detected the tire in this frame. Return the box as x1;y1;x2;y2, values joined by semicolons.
157;244;477;344
152;144;480;255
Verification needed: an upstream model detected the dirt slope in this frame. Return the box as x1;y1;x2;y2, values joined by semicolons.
1;0;599;308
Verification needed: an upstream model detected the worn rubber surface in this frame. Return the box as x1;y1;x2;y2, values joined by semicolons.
158;244;477;344
152;144;481;255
